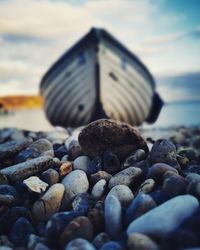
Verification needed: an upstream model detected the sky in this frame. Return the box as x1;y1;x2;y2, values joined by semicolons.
0;0;200;102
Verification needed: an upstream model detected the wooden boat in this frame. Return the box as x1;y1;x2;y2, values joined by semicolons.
40;27;163;127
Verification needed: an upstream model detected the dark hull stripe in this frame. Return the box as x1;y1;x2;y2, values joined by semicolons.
48;69;95;125
101;74;142;124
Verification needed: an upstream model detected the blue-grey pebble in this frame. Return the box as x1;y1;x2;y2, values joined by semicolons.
105;195;122;239
125;193;156;225
73;156;91;174
65;238;96;250
10;217;35;246
100;241;123;250
107;185;134;207
127;195;199;237
72;193;95;215
92;179;107;199
62;170;89;206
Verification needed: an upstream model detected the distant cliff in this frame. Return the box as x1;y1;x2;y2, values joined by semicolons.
0;95;43;110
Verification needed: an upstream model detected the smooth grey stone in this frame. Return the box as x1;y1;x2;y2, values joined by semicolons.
125;193;156;225
73;156;91;173
127;195;199;237
109;167;142;189
23;176;49;193
1;156;54;182
29;139;53;153
127;233;159;250
62;170;89;206
65;238;95;250
107;185;134;207
92;179;107;199
105;195;122;239
138;179;155;194
32;183;64;221
149;139;177;166
0;138;32;163
41;168;59;186
92;232;110;249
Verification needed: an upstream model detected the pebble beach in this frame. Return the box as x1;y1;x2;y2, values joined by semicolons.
0;119;200;250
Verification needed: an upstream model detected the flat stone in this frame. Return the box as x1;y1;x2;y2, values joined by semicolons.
62;170;89;207
127;233;159;250
65;238;95;250
0;138;32;164
23;176;49;193
107;185;134;207
1;156;54;182
127;195;199;238
32;183;64;221
105;195;122;239
92;179;107;199
109;167;142;189
59;216;94;249
79;119;148;160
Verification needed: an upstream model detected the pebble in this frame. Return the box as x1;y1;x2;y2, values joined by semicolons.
28;234;45;250
45;211;78;248
41;168;59;186
72;193;95;215
59;216;94;249
0;172;8;185
149;139;177;167
68;140;83;160
65;238;96;250
187;182;200;199
54;144;68;159
138;179;155;194
0;138;32;163
88;156;102;175
92;179;107;199
90;171;112;186
0;184;19;205
73;156;91;174
100;241;123;250
92;232;110;249
88;208;105;234
109;167;142;189
107;185;134;207
78;119;148;160
125;193;156;225
23;176;49;193
105;195;122;239
127;195;199;237
59;162;72;177
62;170;89;207
147;163;178;183
162;175;188;197
10;217;35;247
102;151;121;174
0;235;14;248
127;233;159;250
32;183;64;221
35;242;50;250
186;173;200;183
124;149;146;167
1;156;54;182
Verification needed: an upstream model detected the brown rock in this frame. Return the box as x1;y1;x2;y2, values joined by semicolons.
59;216;94;249
78;119;148;160
59;162;72;177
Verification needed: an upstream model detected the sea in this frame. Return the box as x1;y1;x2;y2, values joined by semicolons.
0;101;200;132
